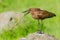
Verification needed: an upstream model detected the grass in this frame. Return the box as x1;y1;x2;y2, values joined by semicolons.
0;0;60;40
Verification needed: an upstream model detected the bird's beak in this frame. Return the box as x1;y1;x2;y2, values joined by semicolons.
22;10;30;16
22;10;29;13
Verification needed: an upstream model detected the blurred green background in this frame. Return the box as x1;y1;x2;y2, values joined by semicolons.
0;0;60;40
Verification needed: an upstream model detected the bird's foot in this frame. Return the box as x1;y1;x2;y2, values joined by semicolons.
37;30;44;34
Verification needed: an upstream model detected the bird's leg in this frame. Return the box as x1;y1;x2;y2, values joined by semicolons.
37;19;43;34
37;19;42;33
38;19;40;30
40;19;43;33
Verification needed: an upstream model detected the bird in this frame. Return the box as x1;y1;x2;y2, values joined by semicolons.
22;8;56;34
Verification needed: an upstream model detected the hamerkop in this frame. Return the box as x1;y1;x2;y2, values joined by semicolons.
23;8;56;33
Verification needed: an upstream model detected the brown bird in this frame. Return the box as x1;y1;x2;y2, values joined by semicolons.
23;8;56;33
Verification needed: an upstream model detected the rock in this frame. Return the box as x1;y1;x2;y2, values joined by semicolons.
27;32;57;40
0;11;25;33
19;32;58;40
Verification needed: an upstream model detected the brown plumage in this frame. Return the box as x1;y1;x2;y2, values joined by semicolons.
23;8;56;20
23;8;56;33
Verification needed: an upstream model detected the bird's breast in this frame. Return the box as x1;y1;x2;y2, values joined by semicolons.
30;13;41;19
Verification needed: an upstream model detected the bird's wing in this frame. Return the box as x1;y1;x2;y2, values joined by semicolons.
43;10;56;18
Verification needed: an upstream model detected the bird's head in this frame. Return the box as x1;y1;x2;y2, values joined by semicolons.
22;8;41;16
29;8;41;12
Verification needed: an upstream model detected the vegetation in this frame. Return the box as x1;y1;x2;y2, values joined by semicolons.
0;0;60;40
